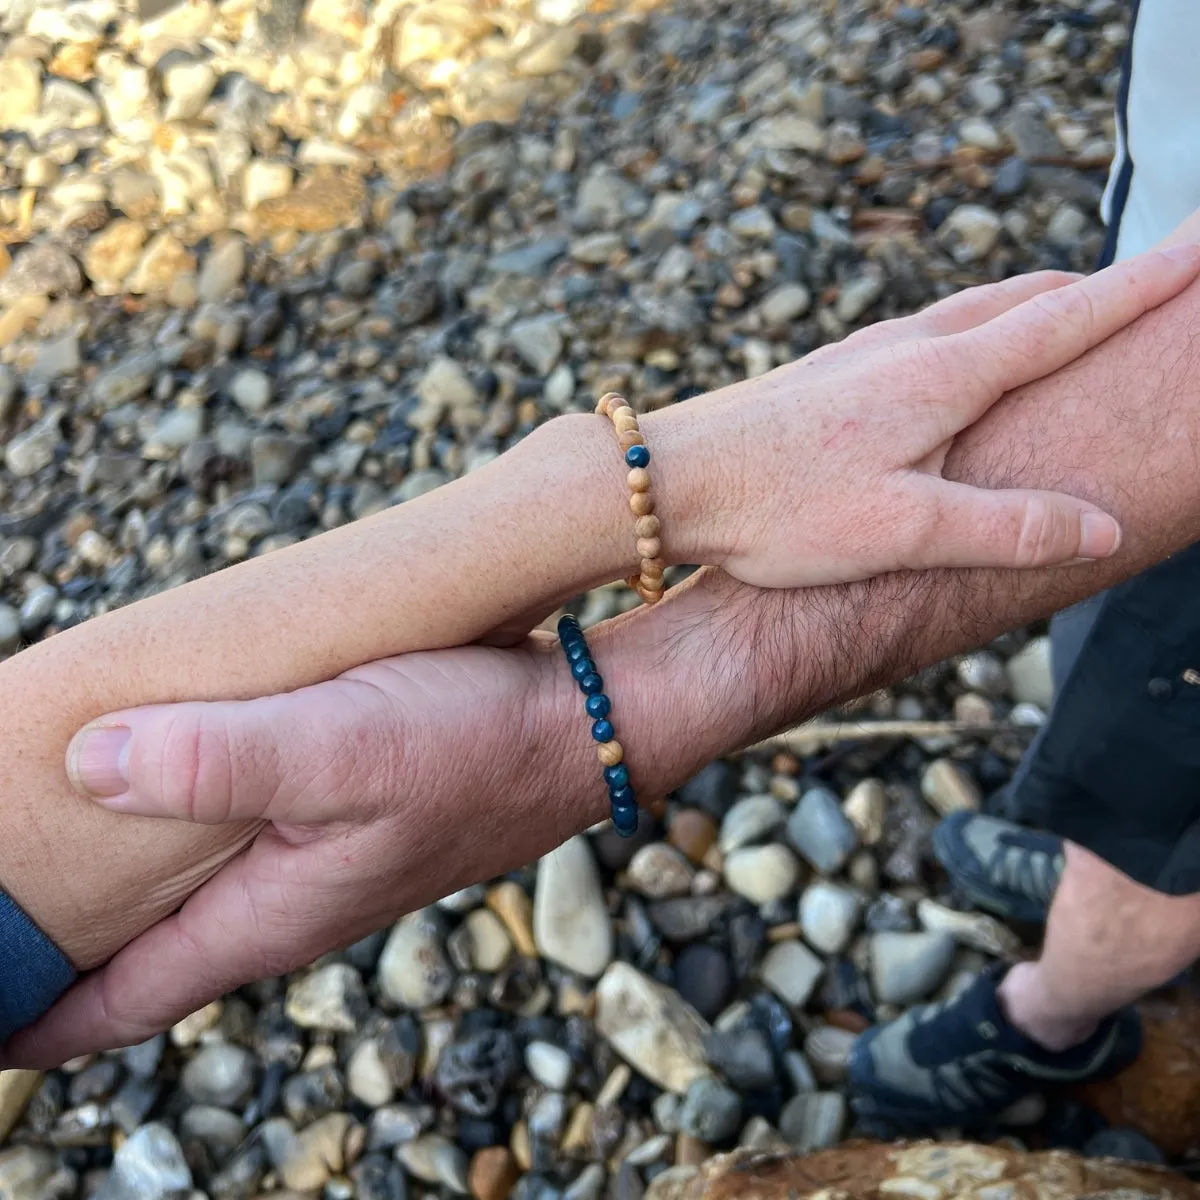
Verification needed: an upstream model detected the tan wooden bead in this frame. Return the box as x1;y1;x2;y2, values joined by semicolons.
634;515;661;539
599;392;624;411
597;741;624;767
639;573;665;592
611;405;635;423
613;413;639;435
638;585;663;605
636;536;662;560
627;467;651;492
603;393;626;417
630;492;654;517
618;429;644;450
641;558;665;579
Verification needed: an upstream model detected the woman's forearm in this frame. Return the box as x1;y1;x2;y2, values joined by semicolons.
0;409;708;967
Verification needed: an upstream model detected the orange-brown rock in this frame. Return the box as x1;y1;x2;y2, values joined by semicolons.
681;1144;1199;1200
1074;987;1200;1160
469;1146;520;1200
255;174;365;234
668;809;718;865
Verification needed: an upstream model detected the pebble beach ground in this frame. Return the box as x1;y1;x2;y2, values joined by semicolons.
4;0;1193;1195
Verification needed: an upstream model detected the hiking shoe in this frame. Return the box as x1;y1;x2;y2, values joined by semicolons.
932;812;1065;924
848;966;1141;1127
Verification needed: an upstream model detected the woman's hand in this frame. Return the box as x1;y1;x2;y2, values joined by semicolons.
658;245;1200;587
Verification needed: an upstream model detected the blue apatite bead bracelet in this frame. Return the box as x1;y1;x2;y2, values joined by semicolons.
557;613;638;838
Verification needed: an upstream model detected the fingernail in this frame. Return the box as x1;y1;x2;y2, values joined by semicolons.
67;725;131;798
1078;512;1122;560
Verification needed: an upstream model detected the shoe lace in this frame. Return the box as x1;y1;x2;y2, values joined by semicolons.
988;841;1064;904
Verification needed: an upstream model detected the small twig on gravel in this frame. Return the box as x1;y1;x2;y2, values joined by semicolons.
744;719;1003;755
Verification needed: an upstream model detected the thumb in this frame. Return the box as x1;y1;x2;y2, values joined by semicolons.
905;479;1123;571
65;677;401;826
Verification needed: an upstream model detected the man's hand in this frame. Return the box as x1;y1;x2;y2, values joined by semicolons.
1;638;587;1065
2;572;774;1068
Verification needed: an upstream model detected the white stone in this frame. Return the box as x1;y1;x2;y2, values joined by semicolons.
869;932;957;1005
724;844;800;905
595;962;711;1093
1006;637;1052;709
229;369;273;416
920;759;981;817
842;779;885;846
378;909;454;1008
917;898;1022;959
533;835;613;978
719;795;785;853
799;881;863;955
197;237;245;302
285;963;365;1033
752;115;826;153
835;268;885;322
760;283;811;326
510;315;563;375
939;205;1003;264
463;908;512;972
759;940;824;1007
626;843;695;899
0;58;40;131
526;1041;573;1091
959;117;1002;151
417;355;478;410
244;160;294;210
348;1037;395;1107
163;60;216;121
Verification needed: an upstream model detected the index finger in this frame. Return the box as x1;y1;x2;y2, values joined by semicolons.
933;244;1200;430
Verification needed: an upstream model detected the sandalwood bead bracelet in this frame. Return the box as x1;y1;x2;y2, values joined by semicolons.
594;391;666;604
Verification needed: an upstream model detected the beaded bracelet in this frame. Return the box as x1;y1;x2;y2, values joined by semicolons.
594;392;665;605
557;613;638;837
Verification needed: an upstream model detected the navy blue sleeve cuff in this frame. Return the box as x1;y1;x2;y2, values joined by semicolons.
0;889;76;1043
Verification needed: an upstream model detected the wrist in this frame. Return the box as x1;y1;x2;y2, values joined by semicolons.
528;409;718;576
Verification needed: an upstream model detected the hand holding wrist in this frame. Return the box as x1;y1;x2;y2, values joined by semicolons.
642;248;1200;588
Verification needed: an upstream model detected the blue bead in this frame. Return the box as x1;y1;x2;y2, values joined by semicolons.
591;718;615;742
585;693;611;719
625;444;650;469
570;657;595;681
611;800;638;837
566;641;590;663
609;784;635;807
604;764;630;789
557;614;580;638
579;673;604;695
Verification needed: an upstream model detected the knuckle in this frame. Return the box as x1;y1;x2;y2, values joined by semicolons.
1013;496;1067;567
157;708;233;824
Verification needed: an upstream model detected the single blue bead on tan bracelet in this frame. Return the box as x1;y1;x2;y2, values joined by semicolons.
557;614;638;837
625;444;650;469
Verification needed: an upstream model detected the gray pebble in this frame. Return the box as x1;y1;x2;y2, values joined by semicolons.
678;1077;743;1143
786;788;859;875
